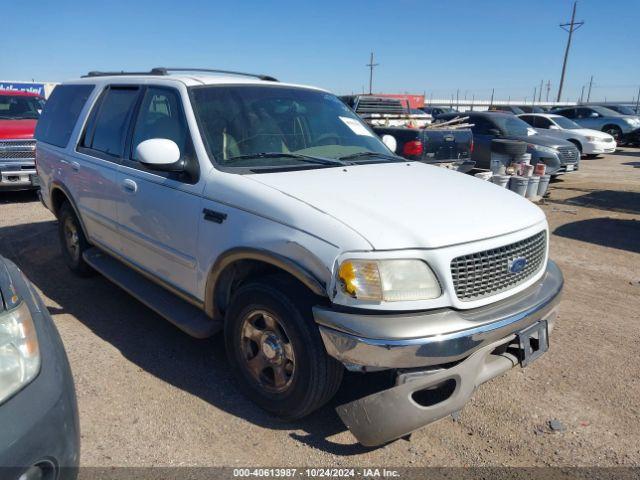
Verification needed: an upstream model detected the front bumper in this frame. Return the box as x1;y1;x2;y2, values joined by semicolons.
315;261;563;446
0;260;79;478
316;261;563;370
0;162;38;190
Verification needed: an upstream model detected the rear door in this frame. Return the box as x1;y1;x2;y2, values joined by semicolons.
115;86;202;298
73;85;141;255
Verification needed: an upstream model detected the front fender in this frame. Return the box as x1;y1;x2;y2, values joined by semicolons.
204;247;328;319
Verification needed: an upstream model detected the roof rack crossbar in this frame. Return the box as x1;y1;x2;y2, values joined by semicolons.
152;67;278;82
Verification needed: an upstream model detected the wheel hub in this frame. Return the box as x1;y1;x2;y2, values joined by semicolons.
261;333;284;363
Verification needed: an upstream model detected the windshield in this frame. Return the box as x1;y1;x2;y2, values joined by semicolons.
592;106;622;117
190;85;391;168
0;95;42;120
492;115;531;136
552;116;581;129
611;105;636;115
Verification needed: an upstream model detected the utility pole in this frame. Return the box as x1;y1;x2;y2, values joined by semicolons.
366;52;379;95
490;88;494;108
579;85;585;103
636;86;640;113
456;89;459;110
556;1;584;102
471;94;475;111
533;87;537;105
538;80;543;102
545;80;551;102
586;75;593;102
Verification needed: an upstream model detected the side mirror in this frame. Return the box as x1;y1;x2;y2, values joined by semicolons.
488;128;502;136
381;134;397;152
135;138;183;171
549;125;560;130
589;112;599;118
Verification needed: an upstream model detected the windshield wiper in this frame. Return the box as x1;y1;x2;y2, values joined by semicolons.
337;151;405;162
225;152;346;166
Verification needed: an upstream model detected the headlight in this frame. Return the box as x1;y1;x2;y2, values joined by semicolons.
527;143;557;155
624;118;640;127
0;301;40;404
585;136;597;141
338;259;441;302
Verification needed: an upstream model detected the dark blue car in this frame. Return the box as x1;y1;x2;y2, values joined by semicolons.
0;256;79;479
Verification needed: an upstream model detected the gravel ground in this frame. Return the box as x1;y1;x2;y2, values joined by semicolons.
0;149;638;467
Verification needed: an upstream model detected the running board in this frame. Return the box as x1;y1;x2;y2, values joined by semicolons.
83;248;221;338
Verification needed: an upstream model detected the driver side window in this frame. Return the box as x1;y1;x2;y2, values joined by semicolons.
131;87;192;164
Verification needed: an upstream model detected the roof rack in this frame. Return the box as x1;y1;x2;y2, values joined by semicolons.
152;68;278;82
82;67;278;82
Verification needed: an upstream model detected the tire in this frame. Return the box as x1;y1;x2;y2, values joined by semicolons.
491;139;527;155
584;154;599;159
603;125;623;142
58;202;94;276
567;139;583;153
224;274;343;420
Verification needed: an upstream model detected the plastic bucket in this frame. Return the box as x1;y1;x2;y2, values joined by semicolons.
513;153;532;164
474;171;493;181
490;174;510;188
534;163;547;175
490;152;510;174
537;174;551;197
526;176;540;198
509;176;529;196
523;164;535;177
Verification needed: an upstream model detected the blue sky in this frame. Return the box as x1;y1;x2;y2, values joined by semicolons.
3;0;639;102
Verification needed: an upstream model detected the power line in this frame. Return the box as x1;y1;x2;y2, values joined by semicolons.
556;1;584;102
366;52;379;95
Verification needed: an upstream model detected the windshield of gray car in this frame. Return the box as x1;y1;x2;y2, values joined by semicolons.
190;85;392;169
591;106;622;117
492;115;530;136
552;116;582;129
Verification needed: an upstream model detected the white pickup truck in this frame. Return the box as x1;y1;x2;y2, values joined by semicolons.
35;68;563;446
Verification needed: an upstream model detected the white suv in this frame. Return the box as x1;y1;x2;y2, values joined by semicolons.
35;68;563;446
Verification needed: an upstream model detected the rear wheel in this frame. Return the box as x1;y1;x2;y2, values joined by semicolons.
224;275;343;420
58;202;94;276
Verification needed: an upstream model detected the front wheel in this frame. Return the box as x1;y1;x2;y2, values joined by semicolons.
224;275;343;420
603;126;623;142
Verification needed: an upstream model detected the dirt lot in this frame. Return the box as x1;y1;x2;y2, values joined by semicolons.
0;149;639;467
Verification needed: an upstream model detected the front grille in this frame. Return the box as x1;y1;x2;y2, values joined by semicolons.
556;145;579;164
451;231;547;301
0;140;36;162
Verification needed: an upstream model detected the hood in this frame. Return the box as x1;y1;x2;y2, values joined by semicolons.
248;162;546;250
512;133;573;148
0;119;37;140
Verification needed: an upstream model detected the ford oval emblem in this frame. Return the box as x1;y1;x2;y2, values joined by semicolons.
508;257;527;274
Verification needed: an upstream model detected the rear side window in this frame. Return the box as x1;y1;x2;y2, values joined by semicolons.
35;84;94;148
519;115;535;127
82;87;140;157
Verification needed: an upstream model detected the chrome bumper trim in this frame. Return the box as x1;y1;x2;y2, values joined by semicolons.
316;260;563;370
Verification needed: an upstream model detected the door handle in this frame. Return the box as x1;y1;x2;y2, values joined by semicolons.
121;179;138;193
70;161;80;172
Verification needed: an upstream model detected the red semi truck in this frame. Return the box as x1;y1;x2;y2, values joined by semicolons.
0;89;43;191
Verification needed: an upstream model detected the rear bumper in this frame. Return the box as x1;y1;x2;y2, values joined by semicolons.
315;261;563;446
316;261;563;370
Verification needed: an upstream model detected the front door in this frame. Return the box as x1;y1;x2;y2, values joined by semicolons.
115;86;202;298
